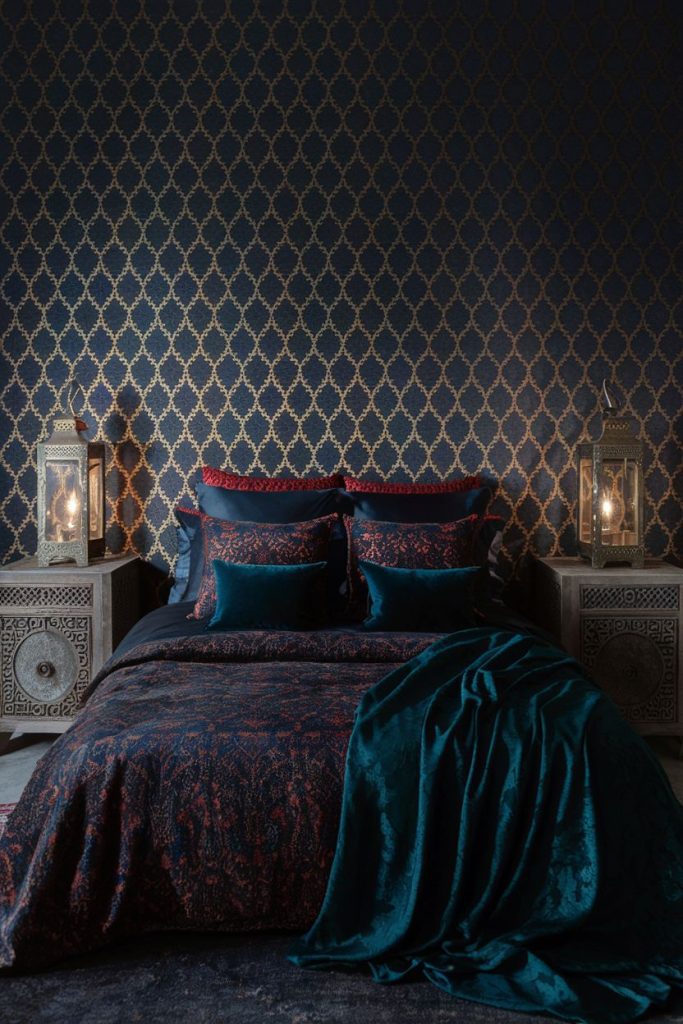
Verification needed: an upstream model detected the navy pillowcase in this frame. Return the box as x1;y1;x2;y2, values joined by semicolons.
168;507;204;604
195;482;351;612
207;560;328;631
347;487;491;523
195;482;351;521
360;560;482;632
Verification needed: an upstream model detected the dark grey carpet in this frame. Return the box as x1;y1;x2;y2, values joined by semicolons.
3;933;683;1024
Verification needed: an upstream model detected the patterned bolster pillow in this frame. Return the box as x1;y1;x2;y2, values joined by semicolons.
189;512;337;621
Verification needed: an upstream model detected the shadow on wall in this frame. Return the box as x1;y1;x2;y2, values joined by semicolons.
103;387;169;609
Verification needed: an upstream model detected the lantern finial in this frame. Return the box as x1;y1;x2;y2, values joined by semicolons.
68;379;83;416
601;378;619;412
57;378;88;433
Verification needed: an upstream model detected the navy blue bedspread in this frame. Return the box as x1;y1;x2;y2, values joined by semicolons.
112;599;220;655
0;609;440;971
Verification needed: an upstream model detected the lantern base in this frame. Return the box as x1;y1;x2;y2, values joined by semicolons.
578;541;645;570
37;538;105;569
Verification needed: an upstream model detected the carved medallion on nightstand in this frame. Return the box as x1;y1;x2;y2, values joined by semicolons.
582;616;676;721
9;620;87;709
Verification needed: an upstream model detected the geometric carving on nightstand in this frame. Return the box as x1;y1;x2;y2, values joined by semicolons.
1;615;91;718
581;616;677;723
0;585;92;609
580;585;679;610
593;634;663;705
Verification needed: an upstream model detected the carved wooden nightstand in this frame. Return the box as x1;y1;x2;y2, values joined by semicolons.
0;554;140;751
534;557;683;735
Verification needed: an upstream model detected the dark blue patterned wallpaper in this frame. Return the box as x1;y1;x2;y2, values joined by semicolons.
0;1;681;581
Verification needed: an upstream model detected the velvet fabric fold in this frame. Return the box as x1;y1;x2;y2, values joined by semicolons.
290;628;683;1023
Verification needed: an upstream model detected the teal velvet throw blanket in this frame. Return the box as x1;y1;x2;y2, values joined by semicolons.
290;628;683;1023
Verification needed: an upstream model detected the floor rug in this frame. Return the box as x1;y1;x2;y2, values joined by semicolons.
0;802;15;838
2;931;683;1024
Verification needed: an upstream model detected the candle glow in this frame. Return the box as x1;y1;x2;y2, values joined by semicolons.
66;490;79;530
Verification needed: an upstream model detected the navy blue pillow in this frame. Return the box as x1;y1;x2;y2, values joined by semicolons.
207;560;328;630
195;483;350;521
168;507;204;604
348;487;491;523
195;483;351;613
359;560;482;632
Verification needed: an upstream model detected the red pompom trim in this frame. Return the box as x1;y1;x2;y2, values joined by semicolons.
202;466;345;492
175;505;202;518
343;475;483;495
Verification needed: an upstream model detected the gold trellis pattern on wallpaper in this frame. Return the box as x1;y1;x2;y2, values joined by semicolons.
0;1;680;580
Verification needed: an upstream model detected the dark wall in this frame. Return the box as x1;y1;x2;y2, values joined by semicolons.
0;0;680;581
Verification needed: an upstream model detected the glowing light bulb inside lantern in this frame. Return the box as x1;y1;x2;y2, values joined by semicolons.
601;496;613;531
66;490;79;530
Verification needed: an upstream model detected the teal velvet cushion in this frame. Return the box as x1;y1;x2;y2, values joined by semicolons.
359;560;481;632
207;560;328;630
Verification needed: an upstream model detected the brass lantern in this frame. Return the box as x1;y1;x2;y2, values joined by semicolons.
577;381;644;568
37;383;105;567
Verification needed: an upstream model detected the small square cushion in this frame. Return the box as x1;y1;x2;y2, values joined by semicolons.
190;513;337;620
345;514;479;620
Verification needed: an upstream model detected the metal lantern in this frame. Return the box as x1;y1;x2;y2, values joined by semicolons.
577;381;644;569
37;383;105;567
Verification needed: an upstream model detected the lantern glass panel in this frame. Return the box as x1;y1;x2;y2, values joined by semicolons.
88;455;104;540
578;456;593;544
44;460;83;544
598;458;639;547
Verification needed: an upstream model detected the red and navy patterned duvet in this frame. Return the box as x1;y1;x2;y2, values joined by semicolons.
0;629;439;971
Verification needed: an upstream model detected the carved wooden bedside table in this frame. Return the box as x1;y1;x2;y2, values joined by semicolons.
0;553;140;752
534;557;683;736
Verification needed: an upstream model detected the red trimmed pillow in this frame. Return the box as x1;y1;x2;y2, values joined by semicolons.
203;467;344;491
345;514;480;621
343;475;482;494
190;513;337;620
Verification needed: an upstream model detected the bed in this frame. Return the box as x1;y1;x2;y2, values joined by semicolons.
4;470;680;1021
1;470;502;971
